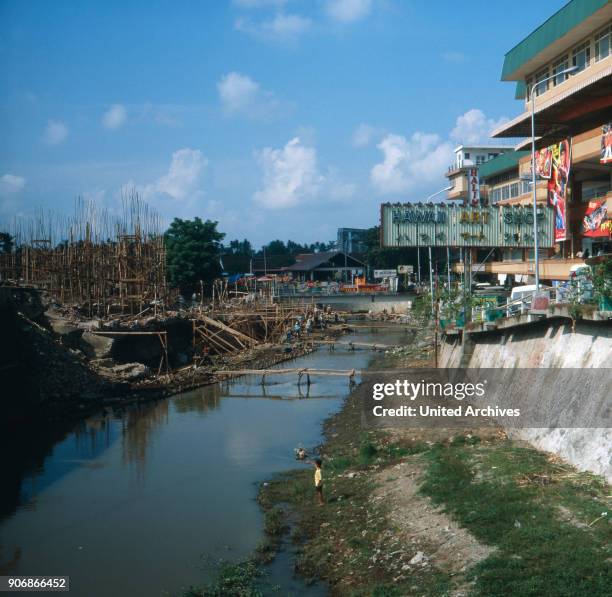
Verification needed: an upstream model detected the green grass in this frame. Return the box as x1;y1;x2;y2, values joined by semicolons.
183;559;268;597
420;441;612;597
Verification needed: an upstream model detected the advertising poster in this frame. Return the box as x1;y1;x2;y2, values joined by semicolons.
544;139;571;242
602;123;612;164
535;146;553;178
582;199;610;238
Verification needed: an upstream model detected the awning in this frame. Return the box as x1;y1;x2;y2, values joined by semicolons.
492;66;612;138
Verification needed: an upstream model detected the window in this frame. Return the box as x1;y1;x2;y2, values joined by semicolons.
521;181;531;194
572;41;591;72
595;25;611;61
476;154;485;165
464;152;470;160
534;68;550;96
552;55;569;86
490;188;501;204
510;183;519;198
502;185;510;201
488;153;498;160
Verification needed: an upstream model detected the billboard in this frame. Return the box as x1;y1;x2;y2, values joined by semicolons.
536;138;571;242
381;203;555;248
374;269;397;278
582;199;610;239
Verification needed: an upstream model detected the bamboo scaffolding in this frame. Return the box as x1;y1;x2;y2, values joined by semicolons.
0;193;168;315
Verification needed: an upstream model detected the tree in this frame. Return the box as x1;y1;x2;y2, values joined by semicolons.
263;239;289;256
165;218;225;295
227;238;253;256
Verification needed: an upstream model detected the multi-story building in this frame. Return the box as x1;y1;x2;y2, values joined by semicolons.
449;0;611;283
490;0;611;274
336;227;369;254
446;145;512;204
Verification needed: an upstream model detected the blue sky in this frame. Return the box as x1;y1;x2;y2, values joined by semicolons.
0;0;559;247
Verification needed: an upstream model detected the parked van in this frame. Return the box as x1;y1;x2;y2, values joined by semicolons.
507;284;551;315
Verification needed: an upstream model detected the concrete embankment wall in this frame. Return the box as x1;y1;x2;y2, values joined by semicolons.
440;320;612;481
278;294;414;313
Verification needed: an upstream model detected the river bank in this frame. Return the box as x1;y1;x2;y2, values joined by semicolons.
250;334;612;596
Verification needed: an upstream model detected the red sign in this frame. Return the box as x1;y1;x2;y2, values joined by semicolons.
582;199;610;238
467;168;480;207
544;139;571;243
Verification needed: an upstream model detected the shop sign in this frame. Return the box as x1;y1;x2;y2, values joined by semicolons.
381;203;554;248
468;168;480;207
397;265;414;274
374;269;397;278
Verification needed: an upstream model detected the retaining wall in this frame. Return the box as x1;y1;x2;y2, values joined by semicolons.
440;319;612;481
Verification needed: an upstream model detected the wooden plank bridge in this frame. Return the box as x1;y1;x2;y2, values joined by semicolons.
215;367;358;386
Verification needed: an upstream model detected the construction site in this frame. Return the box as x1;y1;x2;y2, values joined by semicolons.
0;196;407;424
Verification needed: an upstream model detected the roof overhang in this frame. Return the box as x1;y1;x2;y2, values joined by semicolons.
502;0;612;81
492;66;612;138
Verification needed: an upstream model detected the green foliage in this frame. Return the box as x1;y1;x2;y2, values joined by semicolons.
226;239;253;256
164;218;225;295
592;257;612;301
362;225;419;275
183;559;265;597
420;442;612;596
358;439;378;464
256;238;335;257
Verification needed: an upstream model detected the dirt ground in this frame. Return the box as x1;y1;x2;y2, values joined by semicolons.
373;457;494;596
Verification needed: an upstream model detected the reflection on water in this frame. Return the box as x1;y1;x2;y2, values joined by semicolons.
0;330;408;597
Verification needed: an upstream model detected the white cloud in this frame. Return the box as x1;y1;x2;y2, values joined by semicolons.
450;108;508;145
253;137;355;208
217;72;279;119
43;120;68;146
0;174;26;195
253;137;322;209
235;13;312;42
102;104;127;130
325;0;372;23
370;108;508;196
371;132;453;195
153;148;208;201
352;123;382;148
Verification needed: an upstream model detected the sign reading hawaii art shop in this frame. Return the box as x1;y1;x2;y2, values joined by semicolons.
380;203;554;248
535;138;571;242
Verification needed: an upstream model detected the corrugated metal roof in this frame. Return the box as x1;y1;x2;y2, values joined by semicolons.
478;151;530;179
501;0;609;81
285;251;364;271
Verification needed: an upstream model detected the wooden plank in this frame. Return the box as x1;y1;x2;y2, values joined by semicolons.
197;314;258;346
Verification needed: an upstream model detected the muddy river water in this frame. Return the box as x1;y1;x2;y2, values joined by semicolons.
0;329;408;596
